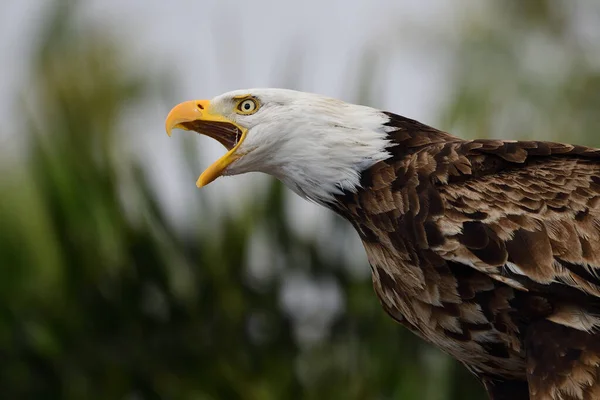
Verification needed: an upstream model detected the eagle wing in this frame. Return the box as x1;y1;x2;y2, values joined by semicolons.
429;139;600;301
424;139;600;399
525;319;600;400
340;113;600;399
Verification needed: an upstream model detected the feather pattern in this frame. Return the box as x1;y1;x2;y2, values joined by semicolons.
330;112;600;400
167;88;600;399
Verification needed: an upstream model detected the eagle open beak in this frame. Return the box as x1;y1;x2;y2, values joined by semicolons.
165;100;248;187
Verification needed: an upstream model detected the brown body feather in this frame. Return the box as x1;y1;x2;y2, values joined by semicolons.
331;113;600;399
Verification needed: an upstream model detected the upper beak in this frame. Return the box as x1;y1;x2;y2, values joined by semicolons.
165;100;248;187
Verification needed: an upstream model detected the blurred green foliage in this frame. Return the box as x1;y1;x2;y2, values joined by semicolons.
1;0;598;399
442;1;600;145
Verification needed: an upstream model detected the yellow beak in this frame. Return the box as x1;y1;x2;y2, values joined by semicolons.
165;100;248;187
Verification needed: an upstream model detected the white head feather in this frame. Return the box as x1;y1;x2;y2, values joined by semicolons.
206;88;393;205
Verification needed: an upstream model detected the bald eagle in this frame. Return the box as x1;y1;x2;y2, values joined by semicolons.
166;89;600;400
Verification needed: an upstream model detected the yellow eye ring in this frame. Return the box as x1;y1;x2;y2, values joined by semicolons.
236;98;259;114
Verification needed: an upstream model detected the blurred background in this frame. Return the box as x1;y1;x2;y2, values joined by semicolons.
1;0;599;398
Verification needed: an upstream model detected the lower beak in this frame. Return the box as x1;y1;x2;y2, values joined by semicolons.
165;100;247;187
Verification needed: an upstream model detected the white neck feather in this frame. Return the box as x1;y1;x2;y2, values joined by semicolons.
275;108;392;205
227;93;393;205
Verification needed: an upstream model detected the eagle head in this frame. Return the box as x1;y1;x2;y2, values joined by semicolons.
165;89;392;204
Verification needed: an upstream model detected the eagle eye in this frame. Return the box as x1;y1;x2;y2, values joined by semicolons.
236;98;259;115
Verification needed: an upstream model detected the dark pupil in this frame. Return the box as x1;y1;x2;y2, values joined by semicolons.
244;102;251;110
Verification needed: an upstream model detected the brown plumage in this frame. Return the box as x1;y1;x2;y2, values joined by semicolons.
331;113;600;400
165;90;600;399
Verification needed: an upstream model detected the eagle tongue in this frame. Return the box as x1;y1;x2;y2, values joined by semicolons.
181;120;241;150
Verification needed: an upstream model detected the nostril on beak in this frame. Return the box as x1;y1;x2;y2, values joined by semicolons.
197;103;204;110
